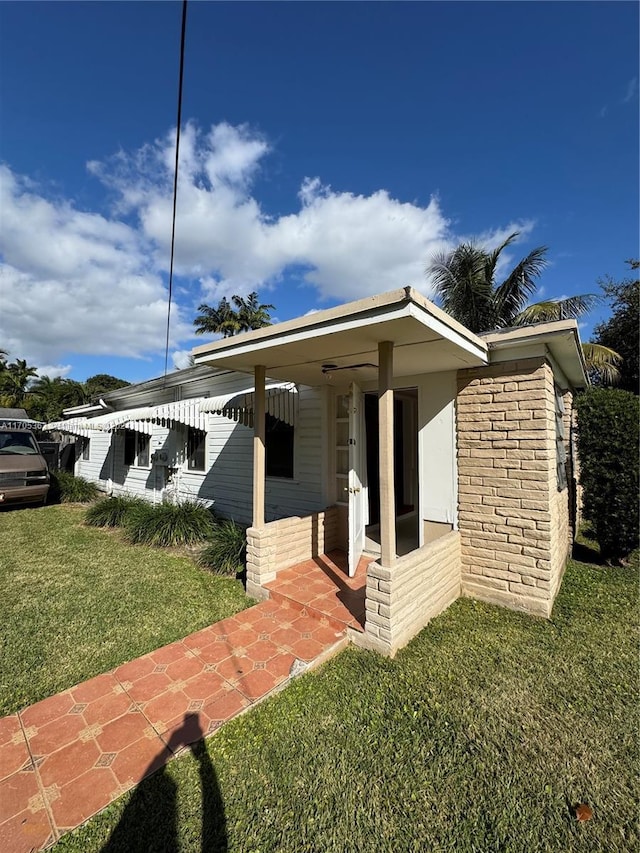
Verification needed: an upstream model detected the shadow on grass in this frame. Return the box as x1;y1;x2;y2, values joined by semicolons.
572;540;604;565
101;713;227;853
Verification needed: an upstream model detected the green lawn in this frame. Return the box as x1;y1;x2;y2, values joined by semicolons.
0;504;251;715
55;549;638;853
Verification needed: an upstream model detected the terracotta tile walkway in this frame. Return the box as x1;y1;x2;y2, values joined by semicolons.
0;592;349;852
265;549;371;631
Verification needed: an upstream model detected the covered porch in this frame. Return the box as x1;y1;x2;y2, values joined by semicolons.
193;287;488;655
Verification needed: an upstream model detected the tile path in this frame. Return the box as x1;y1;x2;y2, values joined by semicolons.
0;560;361;853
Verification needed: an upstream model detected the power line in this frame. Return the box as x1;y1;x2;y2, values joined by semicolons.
163;0;188;382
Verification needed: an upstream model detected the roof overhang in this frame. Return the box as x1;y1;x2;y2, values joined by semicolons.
192;287;488;385
482;320;588;389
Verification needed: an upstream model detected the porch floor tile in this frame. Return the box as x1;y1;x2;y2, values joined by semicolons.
0;598;347;852
265;550;371;632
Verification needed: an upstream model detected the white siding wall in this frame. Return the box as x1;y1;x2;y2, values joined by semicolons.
418;371;458;532
74;375;325;524
74;431;112;487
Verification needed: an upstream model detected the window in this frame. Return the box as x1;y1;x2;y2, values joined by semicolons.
186;427;206;472
81;438;90;461
266;414;294;479
555;385;567;491
123;431;150;467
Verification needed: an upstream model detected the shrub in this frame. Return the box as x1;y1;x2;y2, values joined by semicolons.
85;495;146;528
124;500;216;547
576;387;639;562
198;519;247;576
48;471;100;504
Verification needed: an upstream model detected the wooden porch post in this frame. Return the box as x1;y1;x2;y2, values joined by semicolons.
378;341;396;567
253;365;266;528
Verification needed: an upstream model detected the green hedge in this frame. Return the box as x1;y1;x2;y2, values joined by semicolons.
576;387;639;562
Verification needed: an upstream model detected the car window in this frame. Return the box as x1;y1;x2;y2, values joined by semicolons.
0;431;40;454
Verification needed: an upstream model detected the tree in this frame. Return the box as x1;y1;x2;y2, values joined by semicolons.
0;358;39;406
84;374;130;400
194;292;274;337
27;377;87;422
591;260;639;393
427;232;620;381
576;388;639;563
232;292;275;332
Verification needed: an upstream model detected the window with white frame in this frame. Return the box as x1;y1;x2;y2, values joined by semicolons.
186;427;206;472
81;437;90;461
123;431;150;467
555;385;567;491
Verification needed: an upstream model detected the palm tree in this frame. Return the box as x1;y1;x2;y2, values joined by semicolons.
194;292;274;337
232;292;275;332
1;359;39;406
194;297;240;338
427;232;621;383
28;376;88;421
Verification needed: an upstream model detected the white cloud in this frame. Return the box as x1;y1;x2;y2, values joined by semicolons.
171;350;193;370
622;77;638;103
0;165;191;367
1;121;538;370
33;364;72;380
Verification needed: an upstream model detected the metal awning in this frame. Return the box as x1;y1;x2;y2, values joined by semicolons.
46;400;209;436
44;417;96;437
145;399;208;432
200;382;298;427
45;385;297;437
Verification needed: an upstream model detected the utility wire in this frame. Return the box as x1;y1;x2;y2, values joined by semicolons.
163;0;188;381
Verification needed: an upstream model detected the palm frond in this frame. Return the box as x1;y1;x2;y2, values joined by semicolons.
582;343;622;385
494;245;548;326
514;294;600;325
427;243;498;332
485;231;521;281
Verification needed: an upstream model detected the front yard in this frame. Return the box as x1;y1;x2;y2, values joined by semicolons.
0;504;251;715
52;547;638;852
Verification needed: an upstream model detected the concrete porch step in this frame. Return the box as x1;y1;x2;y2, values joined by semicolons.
267;587;364;633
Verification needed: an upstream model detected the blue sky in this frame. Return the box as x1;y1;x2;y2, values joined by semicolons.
1;1;637;383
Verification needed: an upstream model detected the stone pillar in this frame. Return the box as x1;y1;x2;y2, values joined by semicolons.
378;341;396;567
253;365;266;528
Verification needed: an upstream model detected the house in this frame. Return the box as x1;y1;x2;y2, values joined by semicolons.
47;287;586;656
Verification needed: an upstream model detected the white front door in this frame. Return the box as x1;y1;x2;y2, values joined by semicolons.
348;382;366;577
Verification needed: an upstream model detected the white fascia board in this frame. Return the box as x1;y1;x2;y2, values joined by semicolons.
193;303;412;364
406;303;488;361
194;302;488;367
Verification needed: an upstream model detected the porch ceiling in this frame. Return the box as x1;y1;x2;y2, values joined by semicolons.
192;287;488;385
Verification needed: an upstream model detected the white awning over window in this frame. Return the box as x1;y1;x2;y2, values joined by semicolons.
44;412;116;437
45;385;296;437
145;398;208;432
199;382;297;427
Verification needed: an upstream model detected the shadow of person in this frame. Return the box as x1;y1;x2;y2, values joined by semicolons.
100;713;227;853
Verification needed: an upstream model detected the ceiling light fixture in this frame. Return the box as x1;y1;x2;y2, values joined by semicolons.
321;362;377;374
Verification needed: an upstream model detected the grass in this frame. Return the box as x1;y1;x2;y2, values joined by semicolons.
0;504;251;715
54;550;639;853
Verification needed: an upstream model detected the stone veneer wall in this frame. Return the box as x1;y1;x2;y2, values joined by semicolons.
352;531;461;656
246;507;339;599
457;358;572;618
